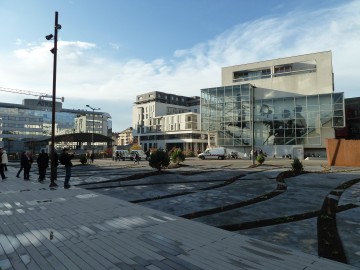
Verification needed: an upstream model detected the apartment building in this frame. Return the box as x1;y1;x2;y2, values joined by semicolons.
132;91;211;152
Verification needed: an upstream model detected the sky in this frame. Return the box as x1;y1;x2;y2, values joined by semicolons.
0;0;359;131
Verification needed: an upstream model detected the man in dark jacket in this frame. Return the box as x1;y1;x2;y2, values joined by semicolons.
16;152;26;178
37;149;49;182
59;148;74;189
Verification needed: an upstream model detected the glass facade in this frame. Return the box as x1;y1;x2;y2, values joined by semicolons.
0;101;112;152
201;84;344;147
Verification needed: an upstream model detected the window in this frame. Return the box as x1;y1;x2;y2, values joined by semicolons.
274;65;292;74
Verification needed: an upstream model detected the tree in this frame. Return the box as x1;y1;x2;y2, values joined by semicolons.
148;148;170;171
130;144;142;151
170;147;185;165
256;154;265;165
291;157;304;174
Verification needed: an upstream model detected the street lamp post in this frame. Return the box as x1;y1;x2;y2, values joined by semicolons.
46;11;61;188
86;105;101;153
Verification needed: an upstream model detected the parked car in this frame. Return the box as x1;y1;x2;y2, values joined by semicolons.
198;147;227;160
129;150;147;161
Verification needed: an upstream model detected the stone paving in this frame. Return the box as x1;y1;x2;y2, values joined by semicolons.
0;158;359;269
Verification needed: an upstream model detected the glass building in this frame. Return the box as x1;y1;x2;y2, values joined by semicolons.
0;99;112;153
201;84;344;156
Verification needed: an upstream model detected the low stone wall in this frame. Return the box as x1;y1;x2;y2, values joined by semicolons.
326;139;360;166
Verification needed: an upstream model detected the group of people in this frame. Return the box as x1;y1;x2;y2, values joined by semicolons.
0;147;74;189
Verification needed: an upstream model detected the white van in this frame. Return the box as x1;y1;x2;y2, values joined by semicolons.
129;150;147;161
198;147;227;160
113;150;130;161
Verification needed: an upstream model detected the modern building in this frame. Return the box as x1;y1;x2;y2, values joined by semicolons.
113;127;134;146
0;98;112;153
336;97;360;140
132;91;212;152
201;51;345;158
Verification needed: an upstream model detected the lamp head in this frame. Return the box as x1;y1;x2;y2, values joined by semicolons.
45;34;54;40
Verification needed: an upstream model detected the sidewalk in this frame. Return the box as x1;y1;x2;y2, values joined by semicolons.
0;165;358;269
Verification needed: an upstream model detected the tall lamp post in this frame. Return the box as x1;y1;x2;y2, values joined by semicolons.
46;11;61;188
86;105;101;153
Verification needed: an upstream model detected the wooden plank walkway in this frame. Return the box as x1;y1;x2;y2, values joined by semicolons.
0;174;358;270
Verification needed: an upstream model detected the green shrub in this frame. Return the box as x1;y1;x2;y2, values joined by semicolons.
80;155;87;165
291;157;303;173
256;154;265;164
148;149;170;171
170;148;186;164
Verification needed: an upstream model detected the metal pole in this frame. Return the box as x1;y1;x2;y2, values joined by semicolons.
251;84;256;165
50;11;59;187
92;110;95;152
155;120;157;149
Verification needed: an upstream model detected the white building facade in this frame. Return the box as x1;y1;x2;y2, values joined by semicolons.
132;91;212;152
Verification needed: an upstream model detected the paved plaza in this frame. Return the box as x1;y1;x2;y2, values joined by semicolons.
0;157;359;269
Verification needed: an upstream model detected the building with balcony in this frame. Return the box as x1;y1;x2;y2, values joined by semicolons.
113;127;134;146
132;91;211;152
201;51;345;158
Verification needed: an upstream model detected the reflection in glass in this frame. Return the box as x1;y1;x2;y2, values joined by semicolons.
201;85;344;147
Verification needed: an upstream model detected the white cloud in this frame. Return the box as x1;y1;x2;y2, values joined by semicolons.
1;1;359;130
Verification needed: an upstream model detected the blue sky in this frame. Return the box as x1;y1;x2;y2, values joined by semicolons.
0;0;359;131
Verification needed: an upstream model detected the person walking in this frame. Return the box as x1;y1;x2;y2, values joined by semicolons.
86;152;91;164
16;152;26;178
0;148;7;180
2;150;8;172
59;148;74;189
134;152;140;164
23;151;33;180
37;149;49;182
90;152;94;164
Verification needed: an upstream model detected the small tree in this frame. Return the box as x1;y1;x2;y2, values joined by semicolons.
130;144;142;151
148;148;170;171
170;148;185;165
256;154;265;165
291;157;304;174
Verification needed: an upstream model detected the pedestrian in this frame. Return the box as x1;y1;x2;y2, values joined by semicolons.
90;152;94;164
0;148;7;180
23;151;33;180
134;152;140;164
16;151;26;178
37;149;49;182
2;149;8;172
86;152;91;164
59;148;74;189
